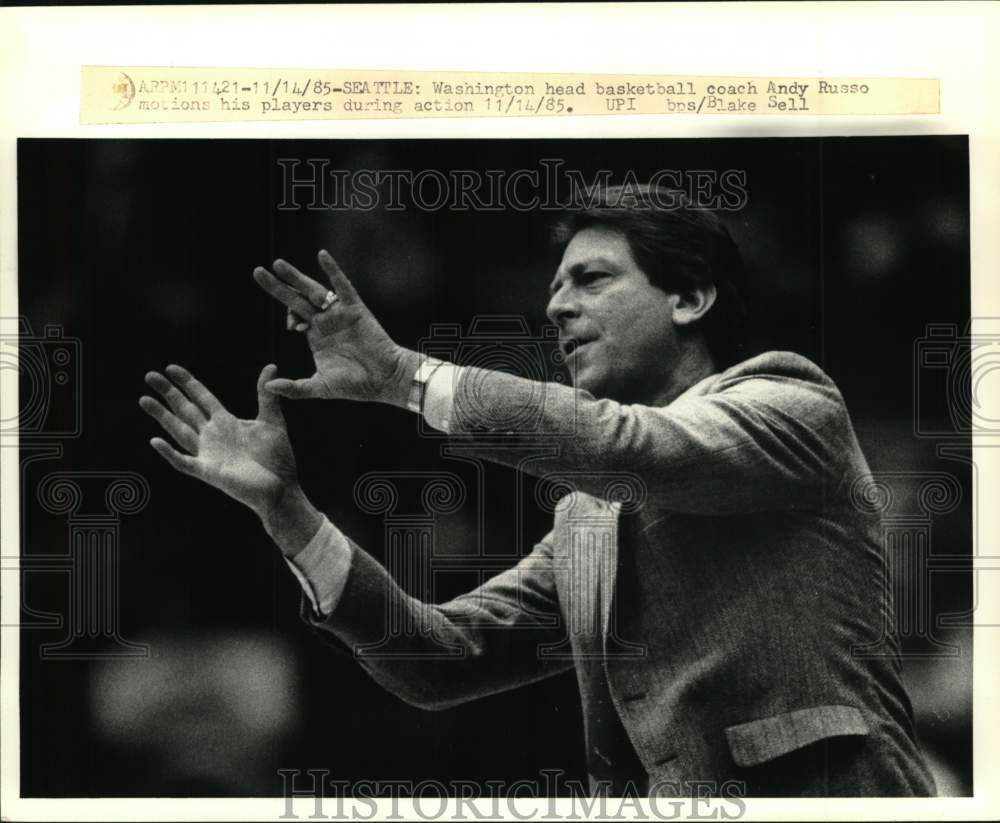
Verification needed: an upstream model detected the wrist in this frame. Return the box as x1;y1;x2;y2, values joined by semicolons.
258;484;324;558
383;347;424;409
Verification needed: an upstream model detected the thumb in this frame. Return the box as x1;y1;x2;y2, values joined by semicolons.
256;364;285;423
265;375;325;400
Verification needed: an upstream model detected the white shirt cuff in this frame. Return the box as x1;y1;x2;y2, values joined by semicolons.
284;518;353;618
422;362;464;433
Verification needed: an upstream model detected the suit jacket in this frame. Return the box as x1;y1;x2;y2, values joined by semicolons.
305;351;935;796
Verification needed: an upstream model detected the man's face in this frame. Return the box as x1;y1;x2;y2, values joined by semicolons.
546;225;681;403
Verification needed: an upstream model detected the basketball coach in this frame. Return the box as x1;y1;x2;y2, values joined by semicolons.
140;184;936;797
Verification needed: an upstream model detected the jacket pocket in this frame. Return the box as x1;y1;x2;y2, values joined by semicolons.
724;704;870;768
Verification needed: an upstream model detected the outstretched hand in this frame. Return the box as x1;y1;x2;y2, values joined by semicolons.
140;364;300;518
253;250;420;406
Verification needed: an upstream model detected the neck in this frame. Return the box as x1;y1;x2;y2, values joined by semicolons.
646;341;717;407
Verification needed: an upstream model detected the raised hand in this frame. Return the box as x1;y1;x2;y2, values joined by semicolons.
140;364;300;519
253;250;420;406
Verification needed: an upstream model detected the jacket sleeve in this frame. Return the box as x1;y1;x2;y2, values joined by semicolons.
304;532;574;710
445;352;857;515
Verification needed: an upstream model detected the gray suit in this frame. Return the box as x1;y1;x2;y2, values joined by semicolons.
306;351;936;797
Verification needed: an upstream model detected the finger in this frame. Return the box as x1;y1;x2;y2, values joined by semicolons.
150;437;200;477
139;396;199;453
256;364;285;424
253;266;319;319
264;376;324;400
145;371;207;430
317;249;360;305
287;307;309;333
164;364;224;417
273;258;330;308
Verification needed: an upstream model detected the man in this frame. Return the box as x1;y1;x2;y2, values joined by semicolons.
140;185;935;797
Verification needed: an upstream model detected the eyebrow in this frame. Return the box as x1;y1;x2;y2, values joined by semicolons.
548;256;621;295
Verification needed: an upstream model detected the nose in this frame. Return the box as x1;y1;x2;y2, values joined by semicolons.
545;282;579;325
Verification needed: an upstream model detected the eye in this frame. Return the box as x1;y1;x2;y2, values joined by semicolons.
577;270;611;287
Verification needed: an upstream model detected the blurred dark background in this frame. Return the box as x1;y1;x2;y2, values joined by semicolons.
16;137;972;796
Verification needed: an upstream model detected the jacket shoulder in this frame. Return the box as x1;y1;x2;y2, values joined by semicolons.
718;351;839;391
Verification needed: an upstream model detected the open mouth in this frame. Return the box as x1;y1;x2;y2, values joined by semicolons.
561;339;593;358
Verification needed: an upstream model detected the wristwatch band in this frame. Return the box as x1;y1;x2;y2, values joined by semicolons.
406;356;446;414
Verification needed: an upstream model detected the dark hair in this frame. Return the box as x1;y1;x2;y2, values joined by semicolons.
551;183;750;368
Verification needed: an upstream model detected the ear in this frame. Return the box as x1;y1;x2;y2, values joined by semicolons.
671;284;717;328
